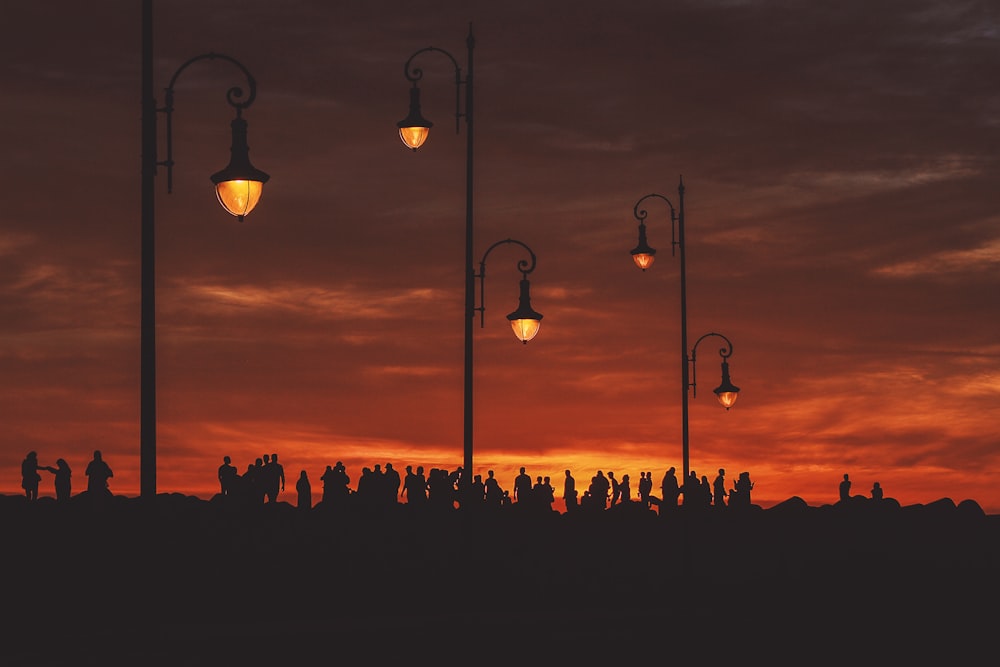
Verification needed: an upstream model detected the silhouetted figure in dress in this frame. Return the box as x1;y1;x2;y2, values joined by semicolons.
563;469;578;512
296;470;311;510
513;467;532;505
85;450;113;496
660;467;680;512
218;456;238;497
871;481;883;501
730;471;754;508
712;468;727;508
320;465;335;504
839;474;852;502
21;451;44;501
44;458;72;501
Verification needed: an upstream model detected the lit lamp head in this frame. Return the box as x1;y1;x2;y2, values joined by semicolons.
506;278;543;344
713;359;741;410
397;85;433;151
630;222;656;271
210;115;270;221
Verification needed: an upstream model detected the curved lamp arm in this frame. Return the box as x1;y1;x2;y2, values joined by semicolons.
689;332;740;409
398;25;474;148
630;193;678;271
158;52;261;193
474;239;543;343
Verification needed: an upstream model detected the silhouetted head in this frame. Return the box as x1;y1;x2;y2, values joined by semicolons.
565;469;571;476
272;454;278;461
719;468;725;475
27;451;37;459
520;466;526;474
57;458;69;470
224;456;231;464
488;469;495;478
93;450;102;460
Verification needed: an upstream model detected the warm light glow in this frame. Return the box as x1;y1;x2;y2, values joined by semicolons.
510;318;541;343
399;126;430;150
632;252;655;271
716;391;739;410
215;179;264;221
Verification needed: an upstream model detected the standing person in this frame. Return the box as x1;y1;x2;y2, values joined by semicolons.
45;458;73;501
839;473;852;502
85;450;113;496
513;466;532;505
713;468;727;508
218;456;238;497
660;467;680;511
608;471;621;507
638;472;653;508
732;471;754;508
562;469;578;513
384;462;401;505
265;453;285;503
21;451;44;501
484;469;504;508
619;474;632;504
295;470;311;510
871;481;884;501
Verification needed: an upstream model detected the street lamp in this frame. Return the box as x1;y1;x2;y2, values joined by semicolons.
475;239;544;344
398;24;481;480
629;177;740;483
140;0;269;498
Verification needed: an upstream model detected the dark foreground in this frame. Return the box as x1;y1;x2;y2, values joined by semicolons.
3;493;998;665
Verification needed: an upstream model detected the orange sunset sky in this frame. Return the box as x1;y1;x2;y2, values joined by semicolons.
1;1;998;512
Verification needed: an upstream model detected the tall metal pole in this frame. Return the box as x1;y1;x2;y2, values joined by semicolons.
140;0;157;499
462;24;475;480
677;177;689;482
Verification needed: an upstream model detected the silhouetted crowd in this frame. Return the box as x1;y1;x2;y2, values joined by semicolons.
208;454;768;515
19;449;904;516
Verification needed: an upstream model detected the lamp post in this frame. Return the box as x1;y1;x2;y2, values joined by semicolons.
140;0;269;498
397;25;479;479
629;177;740;483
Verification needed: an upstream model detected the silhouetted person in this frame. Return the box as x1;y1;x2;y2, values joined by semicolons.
296;470;311;510
638;471;652;508
713;468;727;508
21;451;44;500
590;470;610;509
608;471;621;507
660;467;680;512
484;469;504;508
682;471;700;507
264;453;285;503
385;463;401;505
85;450;113;496
218;456;238;497
320;465;335;504
563;469;578;512
405;465;427;506
839;474;852;502
513;467;532;505
731;471;754;508
44;458;72;501
619;474;632;503
871;481;883;501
